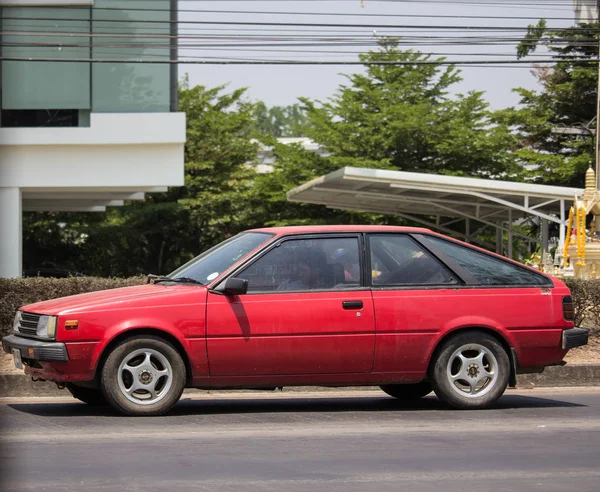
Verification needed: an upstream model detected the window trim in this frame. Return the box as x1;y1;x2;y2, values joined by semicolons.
214;233;366;295
365;233;462;289
416;233;554;289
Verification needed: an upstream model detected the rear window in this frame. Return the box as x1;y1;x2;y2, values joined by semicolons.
423;236;552;287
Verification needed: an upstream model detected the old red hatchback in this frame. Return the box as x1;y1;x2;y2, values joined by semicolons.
2;226;588;415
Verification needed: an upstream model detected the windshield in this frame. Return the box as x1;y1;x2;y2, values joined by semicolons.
168;232;273;284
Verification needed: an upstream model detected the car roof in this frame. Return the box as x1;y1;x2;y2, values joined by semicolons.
247;225;433;235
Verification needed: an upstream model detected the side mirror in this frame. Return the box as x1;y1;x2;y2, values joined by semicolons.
215;277;248;296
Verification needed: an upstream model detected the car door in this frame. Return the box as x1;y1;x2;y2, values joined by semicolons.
205;234;375;376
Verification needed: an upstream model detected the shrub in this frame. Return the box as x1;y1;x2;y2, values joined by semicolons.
0;277;145;338
562;278;600;334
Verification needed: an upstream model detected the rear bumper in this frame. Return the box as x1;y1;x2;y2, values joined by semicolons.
2;334;69;362
562;327;589;350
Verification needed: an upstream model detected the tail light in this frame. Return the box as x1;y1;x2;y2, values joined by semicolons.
562;296;575;322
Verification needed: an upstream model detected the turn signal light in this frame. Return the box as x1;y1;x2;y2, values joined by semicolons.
562;296;575;322
64;320;79;330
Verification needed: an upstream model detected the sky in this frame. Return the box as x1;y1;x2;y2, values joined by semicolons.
179;0;579;110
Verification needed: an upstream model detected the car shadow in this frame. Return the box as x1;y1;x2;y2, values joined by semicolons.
6;392;586;418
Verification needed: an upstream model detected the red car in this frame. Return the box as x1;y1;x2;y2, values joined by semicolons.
2;226;588;416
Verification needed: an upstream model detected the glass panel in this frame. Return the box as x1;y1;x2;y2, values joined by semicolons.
91;0;170;112
1;109;78;127
424;236;551;286
369;235;458;286
1;6;91;110
241;237;361;293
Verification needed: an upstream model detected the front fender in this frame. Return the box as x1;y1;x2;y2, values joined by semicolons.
89;317;206;378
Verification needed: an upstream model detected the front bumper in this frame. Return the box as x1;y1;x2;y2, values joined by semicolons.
2;334;69;362
562;327;589;350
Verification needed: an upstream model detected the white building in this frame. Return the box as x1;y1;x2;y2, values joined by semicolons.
0;1;186;278
574;0;598;23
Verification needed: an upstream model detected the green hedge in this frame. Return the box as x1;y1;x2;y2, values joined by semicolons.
562;278;600;333
1;277;599;339
0;277;145;338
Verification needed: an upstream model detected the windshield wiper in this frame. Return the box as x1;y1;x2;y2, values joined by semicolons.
147;274;203;285
171;276;203;285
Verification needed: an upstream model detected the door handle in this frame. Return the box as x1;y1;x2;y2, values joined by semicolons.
342;300;363;310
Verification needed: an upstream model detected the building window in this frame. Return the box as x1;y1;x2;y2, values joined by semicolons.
1;109;79;127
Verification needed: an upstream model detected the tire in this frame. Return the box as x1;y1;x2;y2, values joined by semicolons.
429;331;510;410
66;383;108;406
380;381;432;401
100;335;186;416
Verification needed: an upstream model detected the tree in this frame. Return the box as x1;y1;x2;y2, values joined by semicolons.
253;101;312;137
249;136;398;227
249;40;521;231
496;21;598;187
295;40;521;179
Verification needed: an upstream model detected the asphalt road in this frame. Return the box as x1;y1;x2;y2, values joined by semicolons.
1;388;599;492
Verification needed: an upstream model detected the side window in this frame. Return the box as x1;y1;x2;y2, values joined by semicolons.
369;235;458;286
423;236;552;286
239;237;361;293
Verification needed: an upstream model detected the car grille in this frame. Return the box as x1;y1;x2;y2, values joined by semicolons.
18;312;40;337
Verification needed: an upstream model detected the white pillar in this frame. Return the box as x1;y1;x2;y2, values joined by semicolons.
0;188;22;278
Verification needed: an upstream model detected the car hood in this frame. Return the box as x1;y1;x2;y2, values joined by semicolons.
20;283;208;316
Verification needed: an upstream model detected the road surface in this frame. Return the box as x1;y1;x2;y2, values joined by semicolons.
1;388;599;492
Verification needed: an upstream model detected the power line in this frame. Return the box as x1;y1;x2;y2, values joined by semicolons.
41;5;584;22
2;55;596;66
2;16;591;31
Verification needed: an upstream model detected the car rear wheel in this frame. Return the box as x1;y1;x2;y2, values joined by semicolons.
101;336;186;416
66;383;107;406
430;331;510;409
379;382;432;400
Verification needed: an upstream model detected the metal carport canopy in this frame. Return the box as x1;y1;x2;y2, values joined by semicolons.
287;167;584;253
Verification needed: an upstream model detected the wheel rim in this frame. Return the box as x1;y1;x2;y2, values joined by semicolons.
117;348;173;406
446;343;499;399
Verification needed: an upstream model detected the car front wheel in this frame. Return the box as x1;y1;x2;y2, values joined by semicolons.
430;331;510;409
101;336;186;416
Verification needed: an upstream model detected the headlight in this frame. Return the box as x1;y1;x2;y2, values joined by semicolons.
13;312;22;333
37;315;57;339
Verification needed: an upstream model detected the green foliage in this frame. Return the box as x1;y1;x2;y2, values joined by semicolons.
248;40;524;232
253;101;312;137
562;278;600;332
297;40;521;179
497;23;598;187
249;136;399;227
176;76;260;251
0;276;146;337
516;19;548;59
